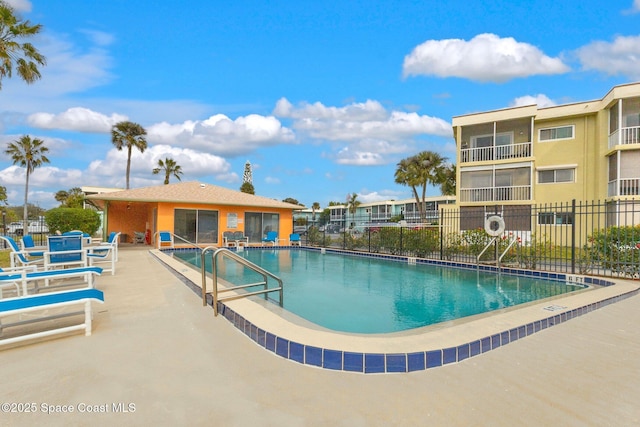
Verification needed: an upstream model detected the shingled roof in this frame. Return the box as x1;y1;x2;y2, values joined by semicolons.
86;181;303;210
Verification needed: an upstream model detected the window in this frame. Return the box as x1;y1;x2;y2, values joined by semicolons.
538;168;575;183
539;125;574;141
538;212;573;225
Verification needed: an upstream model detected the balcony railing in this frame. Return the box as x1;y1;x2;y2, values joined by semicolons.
461;141;531;163
608;126;640;149
608;178;640;197
460;185;532;203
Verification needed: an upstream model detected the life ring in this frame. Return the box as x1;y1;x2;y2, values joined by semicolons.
484;215;505;237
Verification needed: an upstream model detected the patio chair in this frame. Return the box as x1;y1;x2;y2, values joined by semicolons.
233;231;249;247
0;236;44;269
156;231;174;249
134;231;146;244
45;235;87;270
20;235;46;257
222;231;237;248
63;230;92;246
87;232;120;275
289;233;301;246
261;231;279;246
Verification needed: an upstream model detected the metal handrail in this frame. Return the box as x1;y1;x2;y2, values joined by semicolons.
201;247;283;316
477;236;518;271
476;236;498;265
152;231;201;251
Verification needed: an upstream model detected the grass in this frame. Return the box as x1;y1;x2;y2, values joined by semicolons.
0;250;10;268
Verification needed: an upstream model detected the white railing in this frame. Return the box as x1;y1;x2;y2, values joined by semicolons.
608;178;640;196
460;185;531;202
608;126;640;149
461;141;531;163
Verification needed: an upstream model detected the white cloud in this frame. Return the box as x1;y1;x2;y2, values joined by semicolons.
27;107;128;133
265;176;281;184
147;113;295;156
358;190;406;204
4;0;31;12
1;31;115;100
403;33;570;83
510;94;557;108
86;145;236;188
274;98;387;121
574;35;640;79
274;98;451;141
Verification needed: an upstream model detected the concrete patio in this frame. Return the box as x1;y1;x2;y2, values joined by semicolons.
1;245;639;426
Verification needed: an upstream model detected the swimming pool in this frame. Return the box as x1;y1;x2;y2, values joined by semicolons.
173;248;584;334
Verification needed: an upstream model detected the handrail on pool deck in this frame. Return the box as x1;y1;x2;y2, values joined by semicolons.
201;247;284;316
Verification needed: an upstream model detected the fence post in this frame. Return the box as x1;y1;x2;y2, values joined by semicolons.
571;199;576;274
439;208;444;260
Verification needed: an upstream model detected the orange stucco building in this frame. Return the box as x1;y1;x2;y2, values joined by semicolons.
86;181;302;245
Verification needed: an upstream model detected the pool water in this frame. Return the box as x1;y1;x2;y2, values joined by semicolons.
174;249;582;334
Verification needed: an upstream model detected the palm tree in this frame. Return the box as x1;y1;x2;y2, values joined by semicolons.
311;201;321;225
395;151;446;221
5;135;50;228
346;192;360;230
111;121;147;189
55;187;84;208
440;163;457;196
0;2;46;89
153;157;183;185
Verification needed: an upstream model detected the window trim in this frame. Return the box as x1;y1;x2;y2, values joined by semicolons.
538;125;575;142
538;211;574;225
536;166;576;184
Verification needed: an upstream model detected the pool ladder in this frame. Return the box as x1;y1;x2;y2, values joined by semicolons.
200;247;284;316
476;236;518;272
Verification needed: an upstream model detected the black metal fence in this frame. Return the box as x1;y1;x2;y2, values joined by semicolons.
294;199;640;279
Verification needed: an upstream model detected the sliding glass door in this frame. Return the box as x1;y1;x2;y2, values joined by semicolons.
174;209;219;244
244;212;280;243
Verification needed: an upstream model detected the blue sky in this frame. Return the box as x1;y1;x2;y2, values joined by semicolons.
1;0;640;209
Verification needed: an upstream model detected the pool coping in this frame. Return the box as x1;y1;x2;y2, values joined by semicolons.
151;247;640;374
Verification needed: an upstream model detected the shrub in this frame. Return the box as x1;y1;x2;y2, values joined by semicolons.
588;226;640;278
45;208;101;235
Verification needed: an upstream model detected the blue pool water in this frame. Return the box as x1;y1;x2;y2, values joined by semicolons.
174;249;582;334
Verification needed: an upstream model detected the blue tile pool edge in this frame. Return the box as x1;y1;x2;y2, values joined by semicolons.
212;287;639;374
152;249;638;374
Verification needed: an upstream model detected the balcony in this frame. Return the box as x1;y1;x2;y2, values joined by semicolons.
608;178;640;197
461;142;532;163
460;185;532;203
608;126;640;149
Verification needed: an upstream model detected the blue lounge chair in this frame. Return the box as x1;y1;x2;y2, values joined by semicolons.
261;231;279;246
0;236;44;268
289;233;301;246
0;287;104;346
0;265;103;296
20;235;46;257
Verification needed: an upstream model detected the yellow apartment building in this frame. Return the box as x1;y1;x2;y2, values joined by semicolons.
452;82;640;232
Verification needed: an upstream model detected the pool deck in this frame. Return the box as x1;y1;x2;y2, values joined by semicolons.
2;245;640;426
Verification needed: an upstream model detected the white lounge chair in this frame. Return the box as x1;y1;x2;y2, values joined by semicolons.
0;265;103;296
0;287;104;346
87;232;120;275
0;236;44;269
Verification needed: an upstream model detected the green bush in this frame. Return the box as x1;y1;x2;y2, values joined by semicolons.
45;208;101;235
588;226;640;278
517;234;550;269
